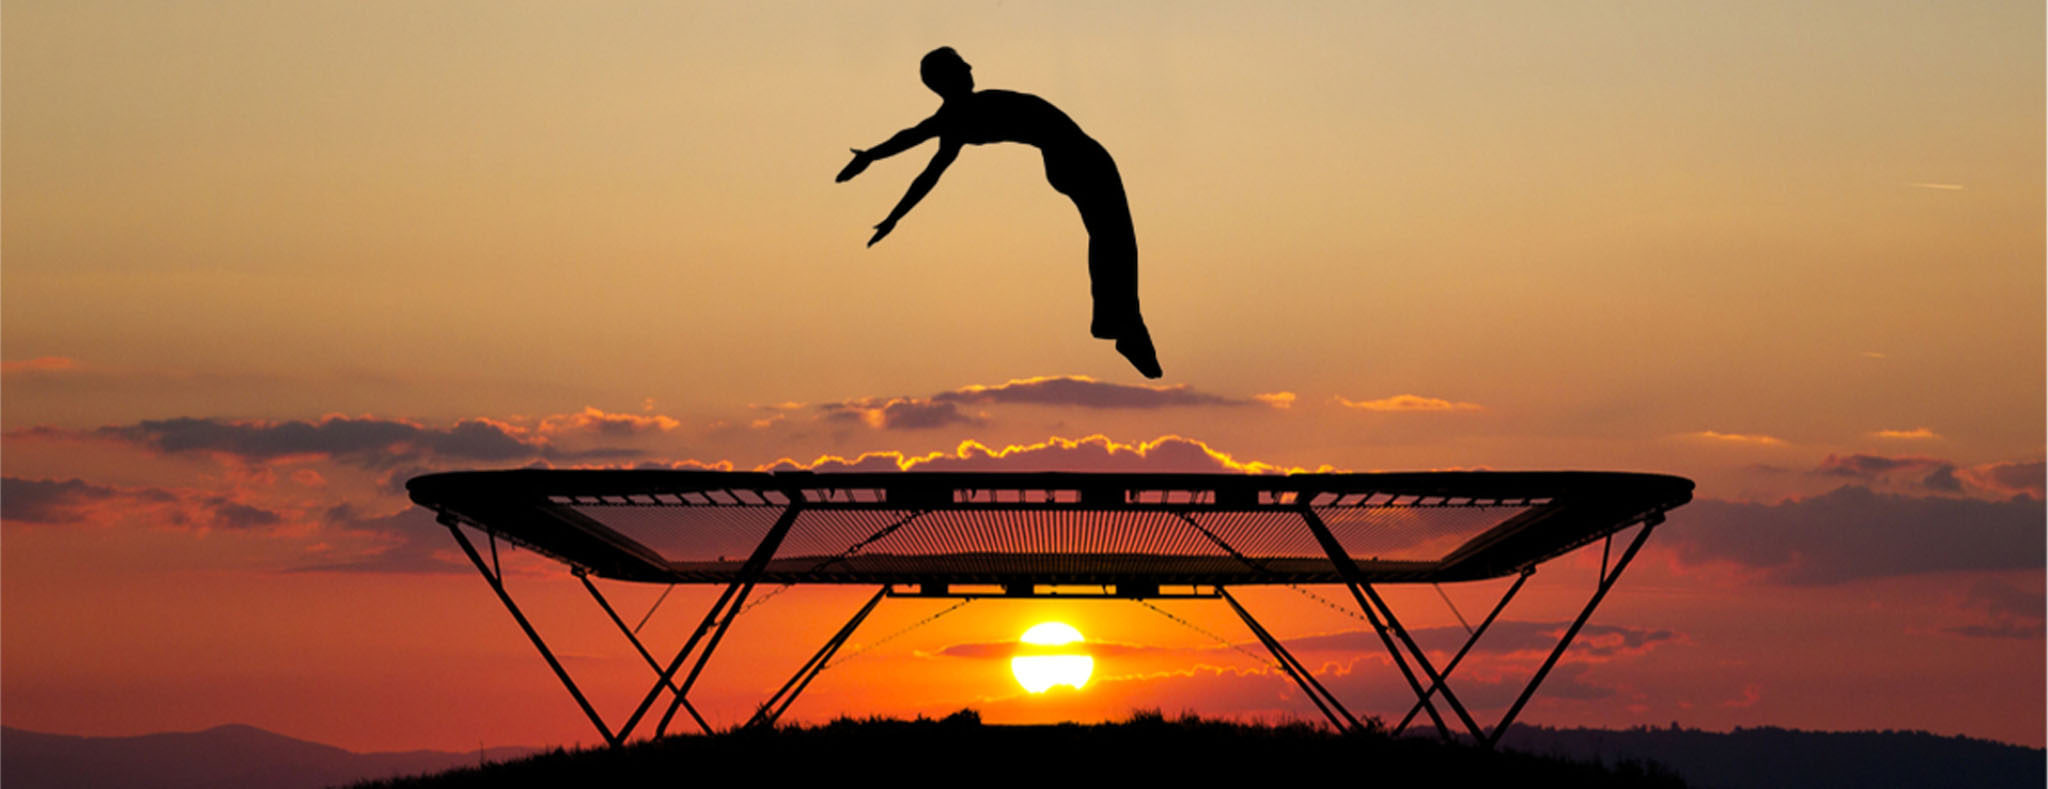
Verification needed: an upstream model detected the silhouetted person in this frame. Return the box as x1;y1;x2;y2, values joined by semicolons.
837;47;1162;378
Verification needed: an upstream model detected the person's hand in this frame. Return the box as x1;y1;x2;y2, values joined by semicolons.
868;218;896;247
836;148;871;182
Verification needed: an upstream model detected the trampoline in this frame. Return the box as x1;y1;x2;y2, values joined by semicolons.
409;469;1692;746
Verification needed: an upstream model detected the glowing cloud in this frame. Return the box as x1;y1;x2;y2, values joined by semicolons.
1684;431;1787;446
808;376;1253;431
1872;427;1939;440
1253;391;1296;409
759;434;1332;475
1335;394;1484;412
538;407;681;436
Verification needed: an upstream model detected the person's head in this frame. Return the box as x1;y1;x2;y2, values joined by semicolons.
920;47;973;99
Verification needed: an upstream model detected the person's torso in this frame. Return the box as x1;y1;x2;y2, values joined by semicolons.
939;90;1088;148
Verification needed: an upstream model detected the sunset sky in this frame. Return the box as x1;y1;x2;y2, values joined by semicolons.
4;1;2043;753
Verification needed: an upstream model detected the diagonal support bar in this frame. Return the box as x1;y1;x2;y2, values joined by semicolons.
442;516;620;747
579;571;708;731
748;586;888;729
1488;519;1657;747
616;499;804;741
652;500;805;737
1298;505;1486;742
1221;588;1363;733
615;570;738;738
580;572;682;695
1395;568;1532;735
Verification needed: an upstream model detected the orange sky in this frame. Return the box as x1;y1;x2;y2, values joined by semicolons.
3;1;2043;752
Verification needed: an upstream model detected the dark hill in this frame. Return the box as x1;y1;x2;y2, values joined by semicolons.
355;711;1684;787
1498;724;2045;789
0;724;533;789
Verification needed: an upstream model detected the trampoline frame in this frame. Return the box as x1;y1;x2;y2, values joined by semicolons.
412;470;1690;747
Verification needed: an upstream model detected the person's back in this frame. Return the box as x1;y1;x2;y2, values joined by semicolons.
935;89;1088;149
836;47;1161;378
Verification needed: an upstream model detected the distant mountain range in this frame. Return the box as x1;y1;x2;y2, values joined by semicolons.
1497;724;2044;789
0;724;536;789
3;721;2039;789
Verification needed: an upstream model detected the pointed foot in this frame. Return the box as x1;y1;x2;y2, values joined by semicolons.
1115;326;1163;379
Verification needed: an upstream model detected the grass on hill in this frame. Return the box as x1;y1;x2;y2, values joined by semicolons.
356;709;1685;787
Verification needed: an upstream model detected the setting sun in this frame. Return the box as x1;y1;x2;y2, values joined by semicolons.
1011;623;1094;693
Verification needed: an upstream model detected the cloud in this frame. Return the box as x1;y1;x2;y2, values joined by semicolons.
634;458;739;472
809;376;1248;431
537;407;680;437
1253;392;1296;409
930;376;1243;409
930;621;1676;668
1816;453;1944;477
1683;431;1787;446
1;476;283;532
1665;486;2046;584
182;497;283;529
0;356;81;374
292;506;466;574
15;415;641;468
1813;453;1961;492
1335;395;1484;413
1906;182;1965;190
744;401;807;429
761;434;1330;475
949;642;1635;724
1959;460;2045;497
933;640;1185;660
1;477;126;523
1872;427;1939;440
1276;622;1678;661
1720;684;1763;708
820;399;982;431
1941;578;2045;640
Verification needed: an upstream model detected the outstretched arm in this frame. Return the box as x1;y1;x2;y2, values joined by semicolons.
836;116;941;182
868;142;958;246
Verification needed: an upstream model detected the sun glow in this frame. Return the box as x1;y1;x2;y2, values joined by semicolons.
1019;622;1084;646
1011;622;1093;693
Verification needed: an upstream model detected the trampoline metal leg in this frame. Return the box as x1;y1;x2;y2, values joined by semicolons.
1362;581;1487;741
1299;507;1486;742
443;517;620;747
580;571;681;695
1487;520;1656;747
1221;588;1363;733
652;502;804;737
578;572;711;732
1394;568;1531;735
749;586;888;729
617;501;803;741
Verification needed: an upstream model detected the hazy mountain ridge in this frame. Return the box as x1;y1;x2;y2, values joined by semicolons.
0;724;536;789
1498;724;2045;789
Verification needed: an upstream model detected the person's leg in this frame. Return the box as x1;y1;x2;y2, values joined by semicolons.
1077;199;1158;378
1072;172;1142;338
1054;146;1159;377
1087;227;1141;340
